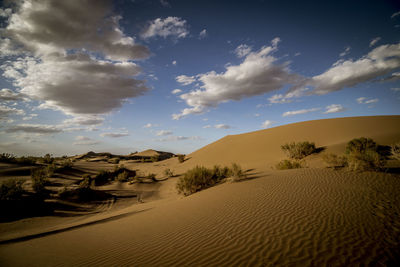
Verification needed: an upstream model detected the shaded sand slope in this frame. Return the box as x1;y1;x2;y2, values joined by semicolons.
182;116;400;169
1;168;399;266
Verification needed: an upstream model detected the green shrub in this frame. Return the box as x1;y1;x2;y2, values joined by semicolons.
0;179;25;201
391;142;400;160
322;153;347;169
275;159;302;170
31;168;48;195
281;141;317;159
164;168;174;177
177;154;185;163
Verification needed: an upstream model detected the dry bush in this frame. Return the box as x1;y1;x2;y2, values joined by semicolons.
275;159;302;170
345;137;385;172
31;168;48;195
0;179;25;201
164;168;174;177
322;153;347;169
281;141;317;159
177;154;185;163
391;142;400;160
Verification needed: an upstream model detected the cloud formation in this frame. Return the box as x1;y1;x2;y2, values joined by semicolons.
282;108;319;117
261;120;273;129
214;124;231;129
339;46;351;57
235;44;252;58
156;130;173;136
357;97;379;104
171;89;182;94
323;104;345;113
64;116;104;126
176;75;196;86
5;124;62;134
173;38;302;119
369;37;381;47
1;0;150;118
156;135;201;142
0;88;25;101
0;104;25;119
199;29;207;39
100;132;129;138
73;136;100;146
309;43;400;95
141;17;189;39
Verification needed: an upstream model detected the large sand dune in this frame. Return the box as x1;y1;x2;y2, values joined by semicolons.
1;116;400;266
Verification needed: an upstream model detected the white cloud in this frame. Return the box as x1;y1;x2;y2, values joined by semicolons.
268;87;308;104
156;130;173;136
64;116;104;126
22;113;38;121
235;44;252;58
176;75;196;85
323;104;345;114
0;8;12;18
203;125;211;128
141;17;189;40
308;43;400;95
254;113;260;117
261;120;273;129
0;104;25;119
73;136;100;146
156;135;202;142
100;132;129;138
294;52;301;56
143;123;157;128
391;11;400;19
282;108;319;117
339;46;351;57
199;29;207;39
172;60;177;65
357;97;379;104
5;123;62;134
391;88;400;92
171;89;182;94
0;88;25;101
214;124;231;129
0;0;150;120
173;38;302;119
370;37;381;47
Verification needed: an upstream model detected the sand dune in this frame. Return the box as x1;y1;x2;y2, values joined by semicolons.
1;116;400;266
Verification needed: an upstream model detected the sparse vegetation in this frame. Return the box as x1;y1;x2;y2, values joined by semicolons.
391;142;400;160
164;168;174;177
275;159;303;170
345;137;386;172
151;155;159;162
322;153;347;169
281;141;317;159
177;154;185;163
0;153;37;165
79;174;92;189
0;179;25;201
176;163;246;196
116;171;129;182
31;168;48;195
108;157;120;164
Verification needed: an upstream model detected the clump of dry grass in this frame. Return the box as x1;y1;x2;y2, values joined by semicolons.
275;159;302;170
281;141;317;159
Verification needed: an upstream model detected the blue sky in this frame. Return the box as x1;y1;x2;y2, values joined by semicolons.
0;0;399;156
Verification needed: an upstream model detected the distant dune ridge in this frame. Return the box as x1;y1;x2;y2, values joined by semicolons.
1;115;400;266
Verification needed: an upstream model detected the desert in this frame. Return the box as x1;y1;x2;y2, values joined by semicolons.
1;116;400;266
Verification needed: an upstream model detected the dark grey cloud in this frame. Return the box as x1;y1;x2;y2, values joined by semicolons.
5;124;62;134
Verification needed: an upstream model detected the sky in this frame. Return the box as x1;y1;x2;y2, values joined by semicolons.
0;0;399;156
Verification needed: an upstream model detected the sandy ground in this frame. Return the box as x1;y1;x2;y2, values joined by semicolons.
1;115;399;266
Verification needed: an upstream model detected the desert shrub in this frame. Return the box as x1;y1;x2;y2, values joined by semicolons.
281;141;317;159
108;158;120;164
15;156;37;165
346;150;385;172
0;153;16;163
391;142;400;160
345;137;386;171
42;153;54;164
176;164;241;195
345;137;378;155
229;163;246;180
151;155;159;162
0;179;25;201
177;154;185;163
322;153;347;169
79;174;92;189
44;163;56;177
275;159;302;170
58;159;73;169
31;168;48;195
116;171;129;182
164;168;174;177
93;170;111;186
